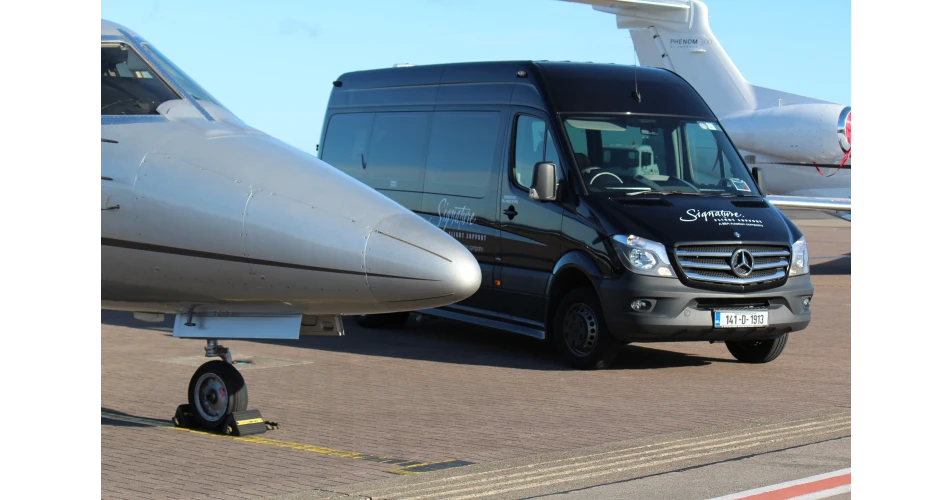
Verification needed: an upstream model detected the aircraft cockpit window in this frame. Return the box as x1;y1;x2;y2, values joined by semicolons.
102;43;179;116
140;43;227;110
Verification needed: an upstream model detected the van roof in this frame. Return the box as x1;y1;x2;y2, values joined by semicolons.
333;60;671;89
329;61;715;120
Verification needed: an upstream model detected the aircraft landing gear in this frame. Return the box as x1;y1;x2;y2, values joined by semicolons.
172;339;270;435
204;338;234;364
185;340;248;429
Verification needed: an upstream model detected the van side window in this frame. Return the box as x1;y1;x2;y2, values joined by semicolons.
424;111;501;198
365;112;430;191
320;113;374;180
513;115;546;189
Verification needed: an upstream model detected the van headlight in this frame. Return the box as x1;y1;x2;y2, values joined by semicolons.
788;236;809;276
611;234;675;278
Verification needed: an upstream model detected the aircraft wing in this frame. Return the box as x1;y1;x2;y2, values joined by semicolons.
559;0;690;20
766;195;851;213
560;0;691;23
560;0;689;11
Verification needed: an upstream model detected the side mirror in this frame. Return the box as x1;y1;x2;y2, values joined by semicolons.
529;162;558;202
752;166;766;194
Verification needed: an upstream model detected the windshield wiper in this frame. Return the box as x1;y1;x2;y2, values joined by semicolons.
625;190;707;196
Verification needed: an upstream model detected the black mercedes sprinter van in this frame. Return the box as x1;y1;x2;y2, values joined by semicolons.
317;61;813;370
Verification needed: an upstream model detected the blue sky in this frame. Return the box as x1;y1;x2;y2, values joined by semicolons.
101;0;851;154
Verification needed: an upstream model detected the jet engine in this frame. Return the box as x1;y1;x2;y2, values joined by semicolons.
720;104;851;166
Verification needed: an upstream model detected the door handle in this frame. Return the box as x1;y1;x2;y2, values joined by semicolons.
503;205;518;220
101;176;114;181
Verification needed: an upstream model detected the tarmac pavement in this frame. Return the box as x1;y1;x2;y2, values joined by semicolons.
101;208;850;499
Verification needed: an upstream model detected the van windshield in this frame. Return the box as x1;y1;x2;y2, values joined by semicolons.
562;115;760;196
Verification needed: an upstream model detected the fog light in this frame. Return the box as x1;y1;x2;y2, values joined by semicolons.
631;299;650;311
802;297;811;308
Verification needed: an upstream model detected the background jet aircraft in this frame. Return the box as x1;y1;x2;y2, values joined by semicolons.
560;0;851;220
101;19;481;429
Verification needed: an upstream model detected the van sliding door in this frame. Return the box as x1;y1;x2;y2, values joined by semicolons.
417;108;505;313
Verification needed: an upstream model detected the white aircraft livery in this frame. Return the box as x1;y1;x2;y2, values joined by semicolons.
560;0;851;219
101;19;481;429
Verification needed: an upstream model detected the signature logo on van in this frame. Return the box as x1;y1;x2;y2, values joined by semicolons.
680;209;743;222
437;198;477;229
680;209;763;227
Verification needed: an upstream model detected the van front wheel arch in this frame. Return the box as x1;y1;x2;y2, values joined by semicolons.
551;287;623;370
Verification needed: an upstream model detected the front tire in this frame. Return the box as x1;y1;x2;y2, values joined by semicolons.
355;312;410;329
725;333;789;363
551;287;622;370
187;360;248;430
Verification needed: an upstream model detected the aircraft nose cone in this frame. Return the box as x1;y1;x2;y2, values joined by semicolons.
364;213;481;310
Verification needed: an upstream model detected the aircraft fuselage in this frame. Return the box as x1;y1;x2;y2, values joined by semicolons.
101;23;480;318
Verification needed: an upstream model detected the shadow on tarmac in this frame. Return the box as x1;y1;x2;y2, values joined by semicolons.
102;310;725;371
253;316;725;371
101;407;161;428
809;253;850;275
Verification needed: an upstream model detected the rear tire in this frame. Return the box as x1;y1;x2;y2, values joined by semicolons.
725;333;788;363
551;287;622;370
355;312;410;329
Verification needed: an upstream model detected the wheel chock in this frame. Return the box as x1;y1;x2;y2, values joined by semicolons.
172;404;195;428
172;404;271;436
222;409;268;436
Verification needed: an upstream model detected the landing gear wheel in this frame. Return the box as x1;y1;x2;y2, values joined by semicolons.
725;333;788;363
187;360;248;429
355;312;410;329
552;287;622;370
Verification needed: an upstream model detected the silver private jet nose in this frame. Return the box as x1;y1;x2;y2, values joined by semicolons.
366;213;482;311
147;117;484;315
105;93;483;316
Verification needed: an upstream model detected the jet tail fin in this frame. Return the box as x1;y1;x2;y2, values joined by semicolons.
559;0;756;118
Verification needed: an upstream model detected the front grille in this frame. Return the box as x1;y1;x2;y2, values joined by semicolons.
674;244;790;286
695;299;771;310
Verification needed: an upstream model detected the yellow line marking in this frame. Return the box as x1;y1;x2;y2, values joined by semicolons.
168;426;404;461
101;410;469;472
386;459;466;475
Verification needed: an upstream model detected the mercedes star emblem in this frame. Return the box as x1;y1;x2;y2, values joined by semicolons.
730;248;755;277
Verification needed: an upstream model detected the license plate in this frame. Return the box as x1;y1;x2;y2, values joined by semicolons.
713;310;768;328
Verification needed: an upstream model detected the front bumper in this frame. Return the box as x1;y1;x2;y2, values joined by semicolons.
597;274;814;342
